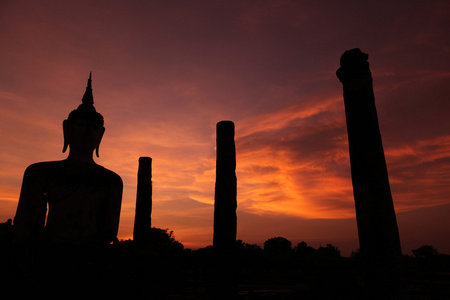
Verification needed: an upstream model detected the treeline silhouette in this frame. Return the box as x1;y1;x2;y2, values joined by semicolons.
1;220;449;299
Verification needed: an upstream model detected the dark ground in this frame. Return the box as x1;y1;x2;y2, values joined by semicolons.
1;225;449;299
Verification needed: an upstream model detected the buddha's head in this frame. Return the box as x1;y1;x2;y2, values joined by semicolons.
63;73;105;157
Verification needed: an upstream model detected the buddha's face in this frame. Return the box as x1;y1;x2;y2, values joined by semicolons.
64;117;105;155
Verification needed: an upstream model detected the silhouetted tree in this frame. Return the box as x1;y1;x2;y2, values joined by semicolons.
236;240;262;253
317;244;341;258
146;227;184;253
350;248;361;259
0;219;14;246
263;237;292;256
122;227;184;255
294;241;316;257
409;245;443;280
235;240;263;263
412;245;439;259
235;240;264;278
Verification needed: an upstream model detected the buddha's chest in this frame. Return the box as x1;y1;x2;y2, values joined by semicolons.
43;169;109;227
44;176;109;239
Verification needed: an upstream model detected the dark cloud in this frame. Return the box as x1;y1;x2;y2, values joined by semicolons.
377;76;450;145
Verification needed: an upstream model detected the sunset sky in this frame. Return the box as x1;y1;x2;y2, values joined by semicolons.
1;0;449;255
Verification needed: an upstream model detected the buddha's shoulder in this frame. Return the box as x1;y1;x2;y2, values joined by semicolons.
95;165;123;185
24;160;64;174
24;161;122;184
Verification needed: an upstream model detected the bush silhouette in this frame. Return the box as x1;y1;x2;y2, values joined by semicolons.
317;244;341;258
264;236;292;256
294;241;316;257
145;227;184;253
412;245;439;259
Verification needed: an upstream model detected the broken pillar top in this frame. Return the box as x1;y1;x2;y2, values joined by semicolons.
139;156;152;164
138;157;152;182
336;48;372;84
217;120;235;130
217;121;235;139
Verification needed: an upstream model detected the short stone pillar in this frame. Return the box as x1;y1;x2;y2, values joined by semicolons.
133;156;152;246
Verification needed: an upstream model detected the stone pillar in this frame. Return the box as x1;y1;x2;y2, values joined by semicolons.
337;49;403;299
213;121;237;299
133;156;152;246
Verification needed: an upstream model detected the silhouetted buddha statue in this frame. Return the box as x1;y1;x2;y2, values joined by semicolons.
13;73;123;247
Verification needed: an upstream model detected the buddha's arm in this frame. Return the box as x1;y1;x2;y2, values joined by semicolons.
99;174;123;244
13;164;47;243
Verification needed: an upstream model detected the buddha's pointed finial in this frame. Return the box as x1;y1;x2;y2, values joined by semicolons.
63;72;104;155
81;72;94;106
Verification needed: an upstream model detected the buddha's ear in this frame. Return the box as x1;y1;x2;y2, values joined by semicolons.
95;127;105;157
62;120;69;153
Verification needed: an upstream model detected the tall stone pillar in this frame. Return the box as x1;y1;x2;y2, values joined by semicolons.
337;49;403;299
133;156;152;246
213;120;237;299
